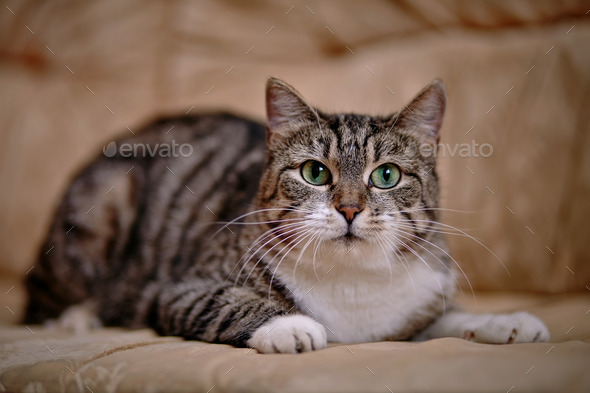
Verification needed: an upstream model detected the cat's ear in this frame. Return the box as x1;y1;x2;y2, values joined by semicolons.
396;79;446;143
266;77;319;146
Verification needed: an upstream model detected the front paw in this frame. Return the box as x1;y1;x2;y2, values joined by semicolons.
464;312;550;344
247;315;327;354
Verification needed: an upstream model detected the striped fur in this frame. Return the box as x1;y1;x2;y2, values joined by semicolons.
25;78;462;351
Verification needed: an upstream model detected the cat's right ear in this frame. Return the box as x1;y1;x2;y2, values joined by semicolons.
396;79;446;144
266;77;319;147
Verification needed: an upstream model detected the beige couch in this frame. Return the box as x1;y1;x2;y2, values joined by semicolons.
1;1;589;391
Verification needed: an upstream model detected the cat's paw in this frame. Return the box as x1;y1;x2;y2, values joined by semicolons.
46;303;102;334
463;312;550;344
247;315;327;354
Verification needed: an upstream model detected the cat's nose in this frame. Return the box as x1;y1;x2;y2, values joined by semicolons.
336;204;362;224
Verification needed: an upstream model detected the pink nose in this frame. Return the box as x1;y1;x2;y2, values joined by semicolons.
336;204;362;224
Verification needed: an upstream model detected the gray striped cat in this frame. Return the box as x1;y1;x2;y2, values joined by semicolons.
25;78;549;353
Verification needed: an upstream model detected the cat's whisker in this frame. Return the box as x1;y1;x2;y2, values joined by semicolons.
243;223;314;280
399;219;511;277
377;234;416;293
224;221;307;284
213;218;306;227
394;231;467;298
292;230;321;281
267;229;315;299
400;207;480;215
236;224;308;285
383;233;448;312
394;220;481;234
389;221;474;238
374;236;395;288
236;221;307;266
247;222;309;259
266;229;313;271
239;228;309;288
234;223;307;285
392;229;472;303
211;207;313;238
311;230;325;281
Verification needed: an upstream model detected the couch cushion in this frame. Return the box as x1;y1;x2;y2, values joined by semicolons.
1;293;589;392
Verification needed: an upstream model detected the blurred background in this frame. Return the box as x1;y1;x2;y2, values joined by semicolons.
1;0;589;323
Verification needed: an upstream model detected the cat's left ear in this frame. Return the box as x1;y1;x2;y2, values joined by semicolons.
396;79;446;143
266;77;320;147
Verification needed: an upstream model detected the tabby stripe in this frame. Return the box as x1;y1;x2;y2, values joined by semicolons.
174;290;210;334
163;288;194;311
332;122;343;152
223;304;285;347
193;307;224;338
245;120;266;150
103;206;120;276
353;140;361;156
416;220;434;240
373;139;384;163
146;292;162;329
119;162;150;272
406;210;428;239
184;153;264;265
215;158;265;222
399;210;418;234
429;168;438;182
262;166;293;204
262;186;278;204
404;172;424;199
260;155;278;203
420;197;437;221
153;149;216;266
170;154;244;271
27;273;70;309
321;137;331;159
361;133;371;151
163;119;262;265
214;299;259;339
188;285;229;336
276;201;302;221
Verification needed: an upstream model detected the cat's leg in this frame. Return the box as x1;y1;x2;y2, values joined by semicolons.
153;281;327;353
415;309;550;344
25;161;143;324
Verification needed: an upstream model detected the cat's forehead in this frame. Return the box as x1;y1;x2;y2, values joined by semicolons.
324;113;373;132
319;113;413;162
275;112;424;172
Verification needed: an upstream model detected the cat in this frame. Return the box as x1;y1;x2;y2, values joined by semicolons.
24;77;550;353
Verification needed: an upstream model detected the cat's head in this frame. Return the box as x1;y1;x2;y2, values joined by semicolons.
256;77;446;266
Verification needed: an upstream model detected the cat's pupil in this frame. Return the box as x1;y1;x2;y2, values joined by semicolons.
312;163;323;179
382;167;390;182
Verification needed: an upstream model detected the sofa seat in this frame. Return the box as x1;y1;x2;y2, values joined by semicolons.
1;293;589;393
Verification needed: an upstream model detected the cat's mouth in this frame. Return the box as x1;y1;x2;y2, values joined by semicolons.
341;230;362;243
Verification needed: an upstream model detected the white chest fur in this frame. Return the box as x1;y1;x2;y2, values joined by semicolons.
277;249;454;343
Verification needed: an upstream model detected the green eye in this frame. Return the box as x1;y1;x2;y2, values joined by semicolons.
370;163;401;189
301;160;331;186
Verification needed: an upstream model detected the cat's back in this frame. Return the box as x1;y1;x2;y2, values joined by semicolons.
101;111;268;267
116;112;266;169
25;112;267;323
86;111;267;226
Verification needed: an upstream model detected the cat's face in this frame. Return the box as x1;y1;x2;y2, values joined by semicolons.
256;78;446;265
